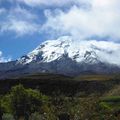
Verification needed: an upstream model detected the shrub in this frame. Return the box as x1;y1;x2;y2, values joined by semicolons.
2;113;14;120
1;84;50;120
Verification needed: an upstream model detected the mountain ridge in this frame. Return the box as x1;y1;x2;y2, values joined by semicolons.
18;36;120;66
0;36;120;79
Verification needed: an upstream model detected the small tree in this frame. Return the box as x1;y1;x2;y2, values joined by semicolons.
9;84;49;120
10;84;27;120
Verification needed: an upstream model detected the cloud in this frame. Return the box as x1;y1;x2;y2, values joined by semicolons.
1;0;120;40
1;20;39;36
88;40;120;65
8;7;37;20
0;7;40;36
42;0;120;40
0;8;6;14
0;51;11;63
15;0;79;7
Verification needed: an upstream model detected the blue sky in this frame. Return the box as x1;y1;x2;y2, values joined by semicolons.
0;0;50;60
0;0;120;62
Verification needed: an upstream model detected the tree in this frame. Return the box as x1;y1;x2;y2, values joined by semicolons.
9;84;49;120
10;84;28;120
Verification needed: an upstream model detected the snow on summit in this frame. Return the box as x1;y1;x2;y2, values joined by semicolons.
18;36;120;66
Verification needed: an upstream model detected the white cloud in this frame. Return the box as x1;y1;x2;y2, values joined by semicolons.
87;40;120;65
0;7;40;36
42;0;120;40
1;19;39;36
1;0;120;40
8;7;37;20
0;51;11;63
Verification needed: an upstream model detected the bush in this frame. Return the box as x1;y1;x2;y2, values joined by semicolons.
29;112;43;120
1;84;50;120
2;113;14;120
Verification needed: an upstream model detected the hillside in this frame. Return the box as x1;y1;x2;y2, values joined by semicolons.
0;73;120;96
1;73;120;119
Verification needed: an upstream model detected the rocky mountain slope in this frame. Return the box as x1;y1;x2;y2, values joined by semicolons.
0;36;120;79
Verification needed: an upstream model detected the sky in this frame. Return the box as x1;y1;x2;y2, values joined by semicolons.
0;0;120;62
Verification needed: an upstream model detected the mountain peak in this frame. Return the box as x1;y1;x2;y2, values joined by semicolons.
1;36;120;78
18;36;120;66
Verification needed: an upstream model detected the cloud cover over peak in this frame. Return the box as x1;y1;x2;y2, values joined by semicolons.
0;0;120;41
42;0;120;40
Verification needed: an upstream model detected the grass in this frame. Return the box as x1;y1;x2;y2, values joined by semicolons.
74;74;117;81
99;96;120;112
101;96;120;102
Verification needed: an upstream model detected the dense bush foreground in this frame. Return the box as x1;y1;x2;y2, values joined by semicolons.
0;84;120;120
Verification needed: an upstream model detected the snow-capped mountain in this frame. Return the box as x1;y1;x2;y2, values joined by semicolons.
0;36;120;79
18;36;120;66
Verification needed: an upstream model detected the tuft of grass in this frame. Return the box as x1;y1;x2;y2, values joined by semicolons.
101;96;120;102
99;102;112;110
99;96;120;113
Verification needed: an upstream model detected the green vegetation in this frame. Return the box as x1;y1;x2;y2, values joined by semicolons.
99;96;120;116
0;73;120;119
0;84;120;120
0;84;54;120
